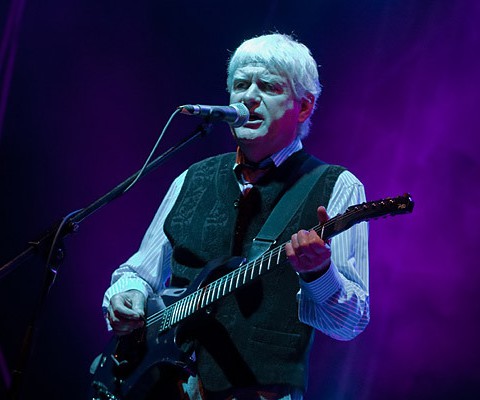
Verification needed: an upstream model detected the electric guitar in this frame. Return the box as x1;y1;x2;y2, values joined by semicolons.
90;193;414;400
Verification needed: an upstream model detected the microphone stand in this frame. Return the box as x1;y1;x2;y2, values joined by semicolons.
1;120;212;400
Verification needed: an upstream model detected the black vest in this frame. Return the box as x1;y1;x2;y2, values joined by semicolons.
164;150;345;392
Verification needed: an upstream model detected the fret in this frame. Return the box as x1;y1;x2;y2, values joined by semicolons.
170;304;177;325
184;297;191;318
187;296;193;316
250;260;256;280
235;269;241;289
216;279;223;299
221;276;228;296
267;252;272;270
204;286;210;307
164;308;172;329
200;287;207;308
171;303;178;324
185;297;191;317
177;300;184;322
194;290;202;311
276;247;282;265
251;262;256;280
206;285;213;305
211;283;217;303
180;297;187;318
157;310;165;331
212;281;219;302
179;300;185;321
186;295;194;316
211;282;218;302
203;286;210;306
177;304;183;324
186;294;193;315
182;296;189;317
191;293;198;313
160;309;167;330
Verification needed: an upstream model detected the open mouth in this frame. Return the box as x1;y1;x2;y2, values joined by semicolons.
244;112;264;127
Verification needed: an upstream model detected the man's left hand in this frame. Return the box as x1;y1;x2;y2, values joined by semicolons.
285;206;331;282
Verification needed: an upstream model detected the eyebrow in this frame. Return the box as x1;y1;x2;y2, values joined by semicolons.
232;73;287;85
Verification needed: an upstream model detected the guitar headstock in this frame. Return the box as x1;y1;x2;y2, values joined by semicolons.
345;193;414;221
319;193;414;239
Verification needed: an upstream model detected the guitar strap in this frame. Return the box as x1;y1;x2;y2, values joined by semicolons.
247;162;330;261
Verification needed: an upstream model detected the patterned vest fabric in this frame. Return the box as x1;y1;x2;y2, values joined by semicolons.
163;150;345;392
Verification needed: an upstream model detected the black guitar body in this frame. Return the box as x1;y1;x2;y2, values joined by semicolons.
90;256;246;400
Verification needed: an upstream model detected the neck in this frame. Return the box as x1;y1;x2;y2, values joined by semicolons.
237;143;271;164
237;135;302;165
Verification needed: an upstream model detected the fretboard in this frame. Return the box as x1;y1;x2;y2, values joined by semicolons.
147;244;287;334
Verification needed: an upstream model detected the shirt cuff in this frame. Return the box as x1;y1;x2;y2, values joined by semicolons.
299;260;343;303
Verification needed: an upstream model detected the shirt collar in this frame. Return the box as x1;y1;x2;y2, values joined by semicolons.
234;136;303;170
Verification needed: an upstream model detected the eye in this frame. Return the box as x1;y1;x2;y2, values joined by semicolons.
233;80;249;91
261;81;283;94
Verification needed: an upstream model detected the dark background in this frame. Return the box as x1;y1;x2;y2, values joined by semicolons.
1;1;479;399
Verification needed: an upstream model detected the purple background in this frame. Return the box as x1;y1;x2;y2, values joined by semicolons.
1;1;479;399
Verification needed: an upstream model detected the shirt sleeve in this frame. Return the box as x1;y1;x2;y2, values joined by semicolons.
297;170;370;340
101;170;187;317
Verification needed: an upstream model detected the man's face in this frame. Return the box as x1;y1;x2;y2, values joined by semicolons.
229;64;303;156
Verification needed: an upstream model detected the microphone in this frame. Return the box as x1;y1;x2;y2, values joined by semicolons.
178;103;249;127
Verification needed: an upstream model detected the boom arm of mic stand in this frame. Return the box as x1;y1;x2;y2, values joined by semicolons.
0;121;212;279
5;121;212;400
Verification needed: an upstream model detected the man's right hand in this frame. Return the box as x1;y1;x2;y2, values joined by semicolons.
107;289;146;336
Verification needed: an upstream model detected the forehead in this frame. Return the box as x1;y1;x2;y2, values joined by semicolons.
232;64;288;82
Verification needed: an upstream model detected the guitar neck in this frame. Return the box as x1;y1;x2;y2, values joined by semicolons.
148;215;352;333
151;244;287;333
148;193;414;333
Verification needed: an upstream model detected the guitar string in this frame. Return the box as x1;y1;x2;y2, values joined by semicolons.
144;202;374;328
144;209;345;328
144;198;398;329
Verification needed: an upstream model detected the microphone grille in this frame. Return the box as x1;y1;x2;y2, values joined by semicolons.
230;103;250;127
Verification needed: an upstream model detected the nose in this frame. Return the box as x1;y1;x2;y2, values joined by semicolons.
242;84;261;108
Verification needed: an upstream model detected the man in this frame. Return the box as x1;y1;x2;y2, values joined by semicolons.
102;33;369;399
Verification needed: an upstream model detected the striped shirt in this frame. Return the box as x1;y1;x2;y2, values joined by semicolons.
103;137;370;341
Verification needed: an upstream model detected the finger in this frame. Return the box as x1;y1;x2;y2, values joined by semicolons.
296;230;311;247
285;241;300;269
289;233;300;252
298;230;325;252
285;242;295;258
110;293;144;320
108;308;145;334
111;300;139;319
129;292;146;317
317;206;329;224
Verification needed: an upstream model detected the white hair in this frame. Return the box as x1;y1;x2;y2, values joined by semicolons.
227;33;322;139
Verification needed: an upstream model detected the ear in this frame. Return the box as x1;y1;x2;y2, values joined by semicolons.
297;93;315;123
